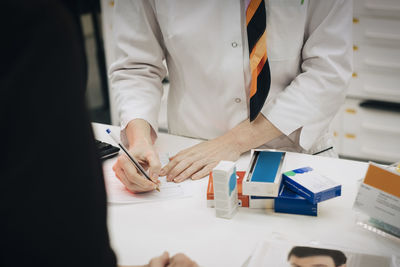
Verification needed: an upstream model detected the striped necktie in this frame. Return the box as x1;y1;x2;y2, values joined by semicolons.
246;0;271;122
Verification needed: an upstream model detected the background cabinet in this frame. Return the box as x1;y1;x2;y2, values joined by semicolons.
332;0;400;163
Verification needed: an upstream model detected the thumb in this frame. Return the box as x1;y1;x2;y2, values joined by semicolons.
146;153;161;182
148;251;169;267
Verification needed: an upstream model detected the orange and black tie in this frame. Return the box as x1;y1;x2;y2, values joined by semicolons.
246;0;270;122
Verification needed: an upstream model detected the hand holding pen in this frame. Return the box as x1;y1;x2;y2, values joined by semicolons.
107;129;161;192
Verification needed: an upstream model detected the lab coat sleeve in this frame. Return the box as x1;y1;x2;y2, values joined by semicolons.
109;0;166;135
262;0;353;150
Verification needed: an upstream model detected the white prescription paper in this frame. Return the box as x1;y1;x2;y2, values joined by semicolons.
102;154;193;204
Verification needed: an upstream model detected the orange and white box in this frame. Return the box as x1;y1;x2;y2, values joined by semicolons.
354;162;400;230
207;171;249;208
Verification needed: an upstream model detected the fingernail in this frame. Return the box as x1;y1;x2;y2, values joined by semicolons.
152;173;158;181
160;169;165;176
167;175;172;181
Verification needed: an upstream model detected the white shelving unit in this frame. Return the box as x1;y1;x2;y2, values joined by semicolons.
332;0;400;163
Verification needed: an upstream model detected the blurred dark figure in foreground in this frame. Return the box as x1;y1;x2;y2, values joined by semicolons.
0;1;197;267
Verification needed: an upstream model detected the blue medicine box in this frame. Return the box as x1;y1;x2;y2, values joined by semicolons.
282;167;341;205
243;150;286;197
274;184;317;216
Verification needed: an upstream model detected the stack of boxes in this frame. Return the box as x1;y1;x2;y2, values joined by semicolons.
209;150;342;218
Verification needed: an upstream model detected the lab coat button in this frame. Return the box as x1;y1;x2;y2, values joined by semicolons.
235;98;241;103
231;42;238;48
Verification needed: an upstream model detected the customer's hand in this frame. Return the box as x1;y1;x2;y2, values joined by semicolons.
121;252;198;267
160;132;241;182
146;252;198;267
167;253;199;267
119;251;170;267
146;251;170;267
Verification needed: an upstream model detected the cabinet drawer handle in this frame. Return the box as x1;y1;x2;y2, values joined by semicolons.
345;108;357;114
345;133;356;139
364;58;400;70
359;100;400;113
365;2;400;12
365;31;400;42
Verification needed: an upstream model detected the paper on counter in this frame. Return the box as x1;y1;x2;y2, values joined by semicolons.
243;239;399;267
102;154;193;204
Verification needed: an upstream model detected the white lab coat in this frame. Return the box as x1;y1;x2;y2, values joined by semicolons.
110;0;352;154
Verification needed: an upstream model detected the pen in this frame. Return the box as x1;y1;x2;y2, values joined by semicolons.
106;129;160;192
312;146;333;156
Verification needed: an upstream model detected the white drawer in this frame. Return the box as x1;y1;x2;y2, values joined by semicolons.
338;99;400;163
353;16;400;47
341;131;400;163
353;44;400;73
354;0;400;19
348;71;400;103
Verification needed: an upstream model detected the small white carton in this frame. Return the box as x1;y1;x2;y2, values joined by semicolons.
212;161;238;219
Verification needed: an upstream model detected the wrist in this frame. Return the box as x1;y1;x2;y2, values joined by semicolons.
131;137;152;148
219;130;243;156
126;119;155;148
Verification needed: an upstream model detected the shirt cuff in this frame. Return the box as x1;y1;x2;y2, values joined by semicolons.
262;100;320;151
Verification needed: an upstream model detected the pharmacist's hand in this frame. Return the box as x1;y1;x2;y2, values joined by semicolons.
160;134;241;182
112;139;161;193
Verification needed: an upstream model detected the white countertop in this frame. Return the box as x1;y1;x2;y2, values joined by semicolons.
93;123;400;267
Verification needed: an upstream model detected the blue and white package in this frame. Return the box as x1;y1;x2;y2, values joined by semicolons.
243;150;286;197
274;184;317;216
282;167;341;205
212;161;238;219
